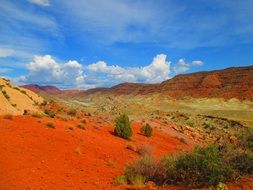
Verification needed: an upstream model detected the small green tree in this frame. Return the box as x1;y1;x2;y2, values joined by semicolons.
114;114;133;139
141;124;153;137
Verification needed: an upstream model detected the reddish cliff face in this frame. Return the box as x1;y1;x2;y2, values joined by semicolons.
22;84;62;94
85;66;253;100
159;66;253;99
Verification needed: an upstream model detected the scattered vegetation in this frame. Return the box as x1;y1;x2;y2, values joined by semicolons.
76;123;86;130
40;100;47;106
44;109;56;118
32;113;43;118
45;122;55;128
122;131;253;188
68;126;74;130
67;109;77;117
20;90;27;95
56;115;68;121
114;114;133;139
2;90;10;100
140;123;153;137
114;175;127;186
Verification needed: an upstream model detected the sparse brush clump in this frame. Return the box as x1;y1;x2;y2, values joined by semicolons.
40;100;47;106
45;122;55;128
76;123;86;130
32;113;42;118
140;123;153;137
44;109;56;118
67;109;77;117
170;145;234;187
114;175;127;186
124;155;166;185
114;114;133;139
2;90;10;100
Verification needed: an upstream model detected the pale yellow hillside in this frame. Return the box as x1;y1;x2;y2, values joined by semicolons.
0;78;44;115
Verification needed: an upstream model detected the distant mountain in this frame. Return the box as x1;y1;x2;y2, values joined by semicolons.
22;66;253;100
22;84;62;94
83;66;253;100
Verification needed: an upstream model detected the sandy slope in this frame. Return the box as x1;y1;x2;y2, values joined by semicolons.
0;78;43;115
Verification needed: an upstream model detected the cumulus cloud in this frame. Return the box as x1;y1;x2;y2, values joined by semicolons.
20;55;84;88
19;54;203;89
173;59;190;73
87;54;171;84
192;60;204;66
28;0;50;7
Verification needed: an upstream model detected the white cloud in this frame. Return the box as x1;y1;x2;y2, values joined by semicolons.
192;60;204;66
19;54;203;89
88;61;125;75
87;54;171;84
173;58;190;73
28;0;50;7
20;55;84;88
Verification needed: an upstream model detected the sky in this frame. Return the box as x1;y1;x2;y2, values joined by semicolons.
0;0;253;89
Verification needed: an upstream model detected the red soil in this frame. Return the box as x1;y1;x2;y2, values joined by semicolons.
0;116;190;190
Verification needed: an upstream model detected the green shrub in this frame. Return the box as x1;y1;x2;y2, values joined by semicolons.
114;175;127;186
122;132;253;188
114;114;132;139
44;109;56;118
129;174;146;188
140;124;153;137
46;122;55;128
172;145;234;187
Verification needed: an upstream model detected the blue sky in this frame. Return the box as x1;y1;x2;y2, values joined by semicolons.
0;0;253;89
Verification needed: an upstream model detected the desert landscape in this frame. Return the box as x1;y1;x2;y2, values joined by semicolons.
1;66;253;190
1;1;253;189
